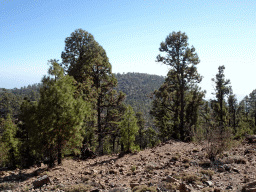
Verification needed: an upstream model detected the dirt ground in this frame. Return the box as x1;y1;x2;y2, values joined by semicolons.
0;138;256;191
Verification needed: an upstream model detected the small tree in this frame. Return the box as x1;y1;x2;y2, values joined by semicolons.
0;113;21;169
16;98;40;168
0;117;9;168
135;112;145;150
106;103;127;153
146;126;160;148
34;60;91;167
235;98;254;138
119;105;139;152
249;90;256;127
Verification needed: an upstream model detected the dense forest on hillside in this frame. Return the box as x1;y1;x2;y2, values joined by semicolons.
0;72;165;127
115;73;165;127
1;29;256;171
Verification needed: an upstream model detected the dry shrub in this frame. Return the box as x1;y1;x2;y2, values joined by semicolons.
204;125;233;162
132;185;157;192
182;174;199;183
200;169;215;176
173;172;199;184
145;163;155;172
64;183;91;192
157;181;179;191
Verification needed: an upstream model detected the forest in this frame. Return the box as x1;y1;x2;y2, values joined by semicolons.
0;29;256;170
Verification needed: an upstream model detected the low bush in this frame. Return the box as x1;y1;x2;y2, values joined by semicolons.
132;185;157;192
204;125;233;162
200;169;215;176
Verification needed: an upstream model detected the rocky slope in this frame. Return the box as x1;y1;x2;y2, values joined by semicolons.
0;138;256;192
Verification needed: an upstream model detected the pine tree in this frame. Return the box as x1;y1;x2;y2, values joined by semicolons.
249;90;256;127
0;117;9;168
150;71;180;140
227;90;238;132
34;60;91;167
135;112;145;150
16;98;40;168
106;102;127;153
235;98;254;138
152;31;204;141
200;100;211;124
60;29;125;155
146;126;160;148
119;105;139;152
184;85;205;140
211;65;231;130
0;89;22;120
0;113;20;169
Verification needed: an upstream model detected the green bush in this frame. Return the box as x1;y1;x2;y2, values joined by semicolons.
234;121;253;140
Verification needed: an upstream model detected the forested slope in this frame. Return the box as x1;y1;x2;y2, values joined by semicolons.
115;72;165;126
0;72;165;126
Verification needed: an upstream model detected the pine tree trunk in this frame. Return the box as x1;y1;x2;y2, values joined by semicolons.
97;67;104;155
128;120;130;151
254;112;256;127
58;150;61;165
49;145;55;168
233;111;236;131
180;70;185;141
139;129;142;150
98;134;104;155
112;136;116;153
220;93;223;132
121;143;124;152
57;137;62;165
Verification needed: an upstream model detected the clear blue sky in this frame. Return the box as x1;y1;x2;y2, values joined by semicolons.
1;0;255;101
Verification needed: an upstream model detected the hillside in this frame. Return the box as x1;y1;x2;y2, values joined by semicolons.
0;138;256;191
0;72;165;126
115;72;165;126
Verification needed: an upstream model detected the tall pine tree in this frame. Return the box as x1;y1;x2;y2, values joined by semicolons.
60;29;125;155
211;65;231;130
151;31;204;141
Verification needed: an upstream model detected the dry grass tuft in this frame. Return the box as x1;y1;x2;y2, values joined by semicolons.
64;183;91;192
132;185;157;192
200;169;215;176
0;182;19;191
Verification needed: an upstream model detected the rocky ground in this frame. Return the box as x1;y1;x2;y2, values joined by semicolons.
0;138;256;192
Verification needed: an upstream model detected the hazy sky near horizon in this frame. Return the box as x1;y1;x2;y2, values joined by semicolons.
1;0;255;101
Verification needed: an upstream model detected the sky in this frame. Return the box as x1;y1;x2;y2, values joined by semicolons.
1;0;255;102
